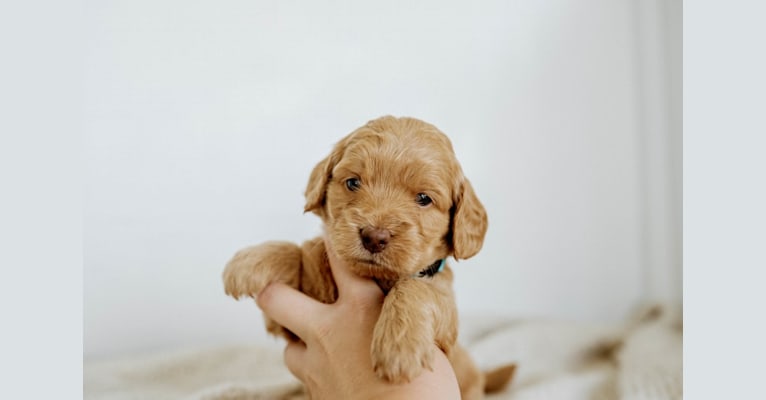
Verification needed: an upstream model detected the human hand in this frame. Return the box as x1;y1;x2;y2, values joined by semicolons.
255;240;461;400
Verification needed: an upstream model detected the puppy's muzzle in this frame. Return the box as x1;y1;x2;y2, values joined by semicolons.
360;226;391;254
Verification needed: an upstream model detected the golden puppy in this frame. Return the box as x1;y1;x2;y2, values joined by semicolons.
223;116;514;399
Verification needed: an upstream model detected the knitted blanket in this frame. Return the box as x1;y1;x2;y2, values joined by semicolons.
84;303;681;400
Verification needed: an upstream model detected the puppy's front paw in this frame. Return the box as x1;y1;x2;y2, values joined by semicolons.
371;322;435;383
222;241;303;300
222;272;256;300
222;253;262;299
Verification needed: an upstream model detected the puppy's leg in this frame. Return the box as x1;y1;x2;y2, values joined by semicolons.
222;241;302;338
449;343;485;400
371;277;457;383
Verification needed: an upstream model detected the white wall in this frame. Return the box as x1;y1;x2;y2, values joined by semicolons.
84;0;681;358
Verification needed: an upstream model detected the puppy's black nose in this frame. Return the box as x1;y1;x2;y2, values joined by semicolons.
360;227;391;254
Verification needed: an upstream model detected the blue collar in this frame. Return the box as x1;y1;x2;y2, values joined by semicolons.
414;259;445;278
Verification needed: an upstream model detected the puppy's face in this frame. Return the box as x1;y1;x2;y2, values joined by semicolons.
305;116;487;280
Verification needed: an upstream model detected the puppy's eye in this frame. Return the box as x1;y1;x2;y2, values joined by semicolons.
345;178;361;192
416;193;432;207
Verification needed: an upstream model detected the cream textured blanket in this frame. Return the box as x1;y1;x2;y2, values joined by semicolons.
84;303;681;400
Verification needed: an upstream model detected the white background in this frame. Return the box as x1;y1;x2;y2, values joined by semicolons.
84;0;681;358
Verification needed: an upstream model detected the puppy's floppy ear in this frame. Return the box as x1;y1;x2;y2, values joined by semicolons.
304;155;332;217
304;142;345;217
450;178;488;260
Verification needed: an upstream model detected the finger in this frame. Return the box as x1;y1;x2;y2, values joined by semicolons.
283;340;308;382
324;239;383;302
256;283;325;342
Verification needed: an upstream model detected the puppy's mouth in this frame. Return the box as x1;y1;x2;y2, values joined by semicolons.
350;256;402;279
354;256;392;270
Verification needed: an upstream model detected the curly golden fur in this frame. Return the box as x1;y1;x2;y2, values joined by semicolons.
223;116;513;399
